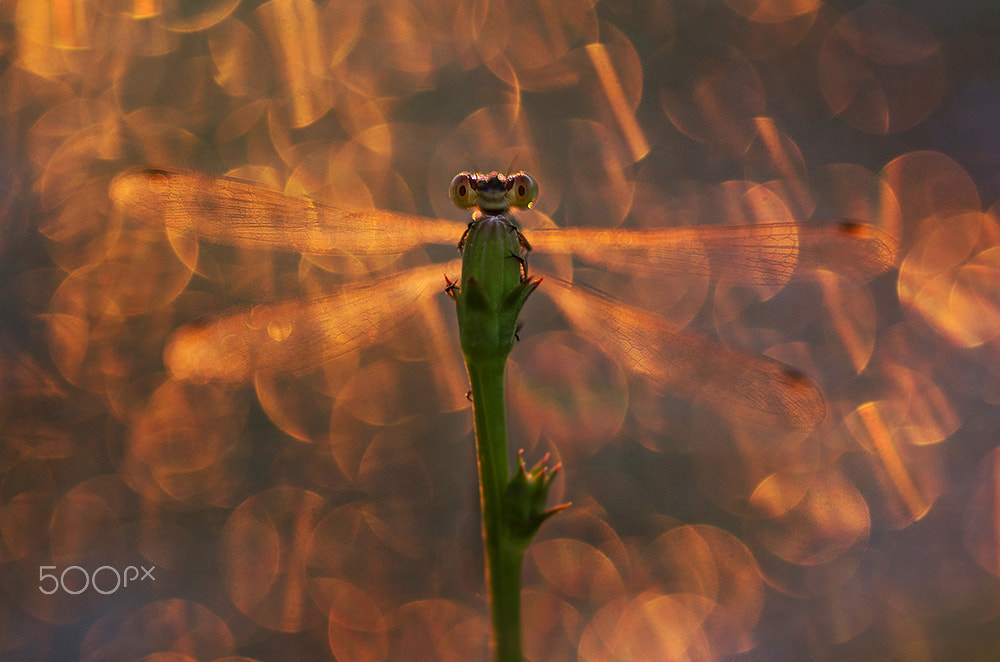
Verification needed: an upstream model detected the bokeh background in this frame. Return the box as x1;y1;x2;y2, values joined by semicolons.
2;0;1000;660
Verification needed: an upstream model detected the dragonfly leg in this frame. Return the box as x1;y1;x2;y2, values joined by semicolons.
458;222;473;251
513;226;532;252
507;251;529;281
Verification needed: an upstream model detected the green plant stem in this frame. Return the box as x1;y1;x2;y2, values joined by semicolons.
467;357;523;662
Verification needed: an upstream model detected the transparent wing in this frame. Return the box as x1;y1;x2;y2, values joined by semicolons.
110;167;467;255
109;168;897;283
165;261;462;382
543;276;827;429
531;222;898;284
110;167;874;427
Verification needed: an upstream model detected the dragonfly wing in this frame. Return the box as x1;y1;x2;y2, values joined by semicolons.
531;222;898;284
110;167;467;255
166;261;462;382
543;277;826;429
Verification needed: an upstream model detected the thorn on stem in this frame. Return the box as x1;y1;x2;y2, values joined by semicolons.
444;274;459;299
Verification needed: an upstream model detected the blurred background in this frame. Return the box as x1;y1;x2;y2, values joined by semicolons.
2;0;1000;660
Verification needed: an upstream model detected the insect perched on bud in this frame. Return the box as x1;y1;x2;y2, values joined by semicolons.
449;172;541;364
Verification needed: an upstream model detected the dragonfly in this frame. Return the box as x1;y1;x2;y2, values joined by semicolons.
109;167;898;430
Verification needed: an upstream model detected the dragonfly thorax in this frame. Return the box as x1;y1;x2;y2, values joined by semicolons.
474;174;511;214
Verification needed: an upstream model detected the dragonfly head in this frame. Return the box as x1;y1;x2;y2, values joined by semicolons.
450;171;537;215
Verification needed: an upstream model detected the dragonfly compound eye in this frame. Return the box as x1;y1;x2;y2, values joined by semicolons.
450;173;478;209
507;173;538;209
